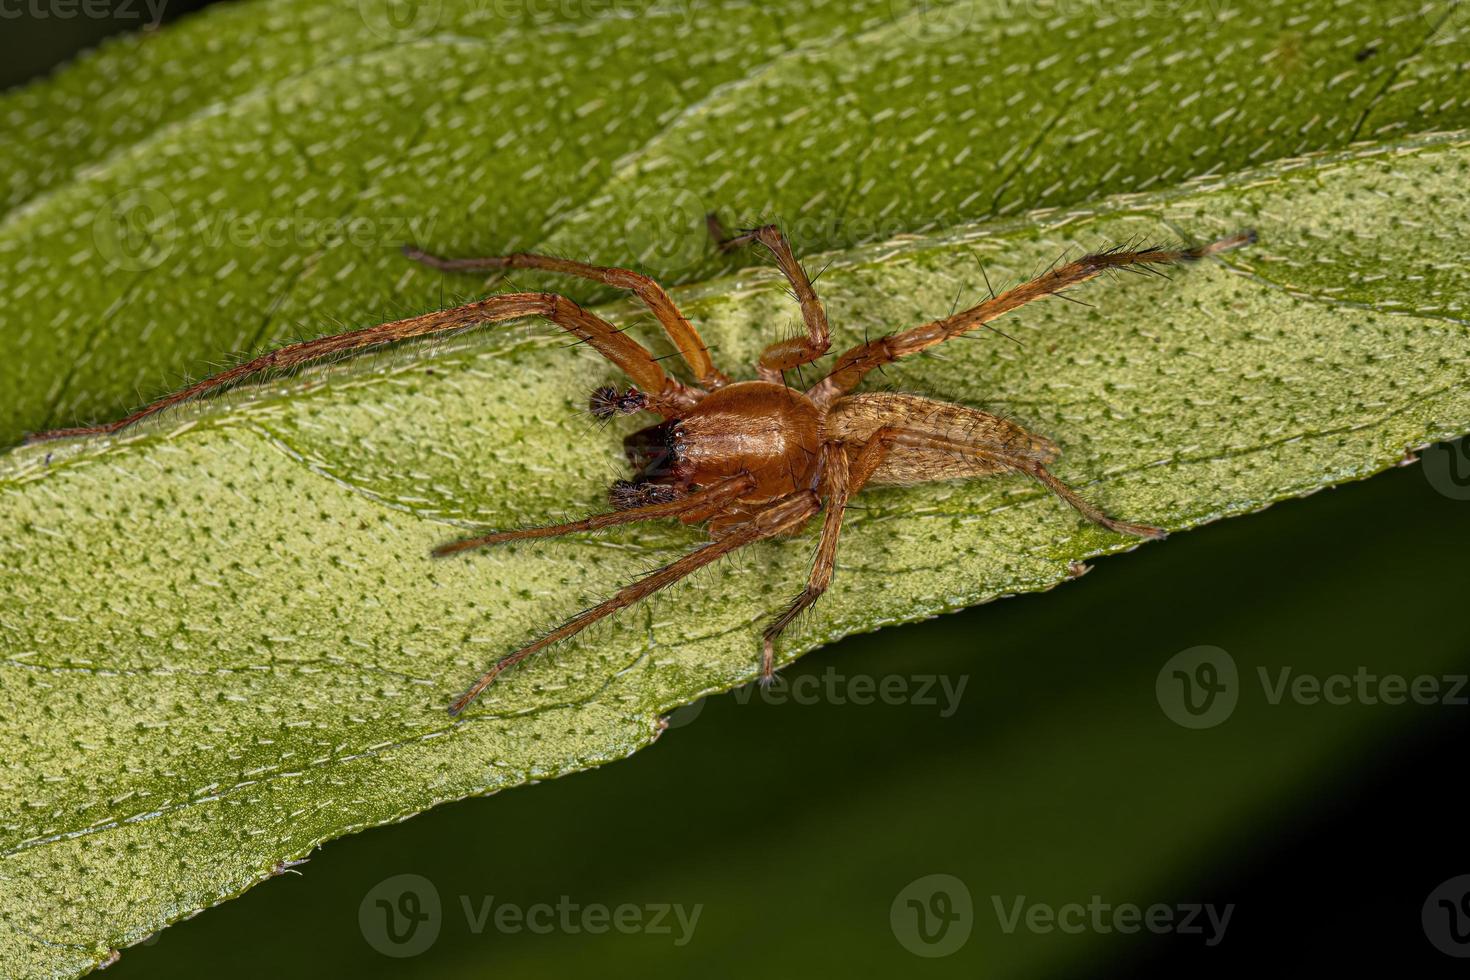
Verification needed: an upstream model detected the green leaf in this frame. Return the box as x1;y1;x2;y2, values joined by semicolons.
0;0;610;214
2;0;1468;974
4;0;1468;442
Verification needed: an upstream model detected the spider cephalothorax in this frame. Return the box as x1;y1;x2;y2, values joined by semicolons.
29;219;1255;715
624;381;823;499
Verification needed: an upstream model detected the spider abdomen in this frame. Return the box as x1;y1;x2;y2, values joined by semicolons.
825;392;1059;486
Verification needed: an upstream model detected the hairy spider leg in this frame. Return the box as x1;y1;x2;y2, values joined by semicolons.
756;418;1170;679
759;442;849;680
448;489;822;715
431;474;755;557
25;292;700;442
707;215;832;381
806;231;1257;405
403;246;728;390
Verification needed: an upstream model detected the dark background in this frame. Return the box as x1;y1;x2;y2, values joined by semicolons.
0;0;213;91
6;7;1469;977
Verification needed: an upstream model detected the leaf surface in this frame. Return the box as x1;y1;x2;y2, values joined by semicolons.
2;0;1469;974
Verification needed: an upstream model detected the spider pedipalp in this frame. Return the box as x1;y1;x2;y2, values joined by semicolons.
589;385;648;420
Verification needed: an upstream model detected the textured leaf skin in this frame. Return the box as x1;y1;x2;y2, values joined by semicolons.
2;0;1469;975
3;0;1468;444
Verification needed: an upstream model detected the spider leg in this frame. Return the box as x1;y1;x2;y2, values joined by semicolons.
806;231;1257;406
707;215;831;382
26;292;700;442
853;425;1164;539
760;443;850;681
403;245;729;390
449;487;822;715
432;474;754;557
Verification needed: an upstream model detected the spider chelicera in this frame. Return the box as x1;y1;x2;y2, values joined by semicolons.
29;217;1255;714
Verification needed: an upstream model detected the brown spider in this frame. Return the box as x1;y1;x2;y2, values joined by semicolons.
28;217;1255;715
